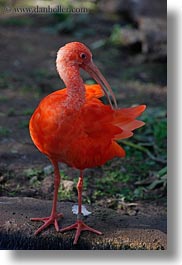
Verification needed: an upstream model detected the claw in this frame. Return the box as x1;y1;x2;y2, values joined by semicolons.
60;220;102;244
31;212;63;235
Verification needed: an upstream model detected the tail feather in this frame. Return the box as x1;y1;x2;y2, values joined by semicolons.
114;105;146;123
84;85;146;144
113;105;146;140
114;131;133;140
121;120;145;131
111;141;126;157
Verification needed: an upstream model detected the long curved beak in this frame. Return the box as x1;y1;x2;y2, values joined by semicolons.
82;60;118;109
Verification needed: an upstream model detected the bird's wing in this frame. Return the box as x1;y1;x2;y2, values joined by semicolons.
113;105;146;140
85;84;104;99
82;100;122;139
82;101;146;141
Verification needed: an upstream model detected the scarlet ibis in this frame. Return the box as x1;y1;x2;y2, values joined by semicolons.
29;42;146;244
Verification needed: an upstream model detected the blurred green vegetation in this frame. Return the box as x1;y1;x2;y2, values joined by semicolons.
0;16;34;26
0;126;11;137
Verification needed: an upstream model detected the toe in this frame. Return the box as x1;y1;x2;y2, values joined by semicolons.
54;219;60;232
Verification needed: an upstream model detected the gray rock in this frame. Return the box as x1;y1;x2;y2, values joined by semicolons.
43;165;54;175
98;0;136;15
62;180;74;192
0;197;167;250
138;17;167;54
109;17;166;59
41;176;54;194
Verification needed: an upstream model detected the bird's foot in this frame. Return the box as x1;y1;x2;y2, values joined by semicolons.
60;220;102;244
31;212;63;235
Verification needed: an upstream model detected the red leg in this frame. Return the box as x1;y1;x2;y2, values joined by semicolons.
31;160;63;235
60;170;102;244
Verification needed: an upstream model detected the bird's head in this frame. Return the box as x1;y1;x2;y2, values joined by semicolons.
56;42;117;109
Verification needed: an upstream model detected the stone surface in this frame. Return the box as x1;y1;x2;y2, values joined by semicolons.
0;197;167;250
41;176;54;194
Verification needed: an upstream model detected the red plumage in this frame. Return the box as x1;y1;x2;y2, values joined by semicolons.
30;84;145;169
29;42;146;244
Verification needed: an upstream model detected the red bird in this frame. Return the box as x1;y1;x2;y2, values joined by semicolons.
29;42;146;244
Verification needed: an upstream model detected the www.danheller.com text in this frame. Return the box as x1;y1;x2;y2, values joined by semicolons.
2;5;89;14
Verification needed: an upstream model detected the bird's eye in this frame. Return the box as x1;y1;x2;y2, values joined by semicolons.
80;53;86;59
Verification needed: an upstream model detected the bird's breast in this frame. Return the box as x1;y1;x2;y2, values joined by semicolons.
29;88;126;169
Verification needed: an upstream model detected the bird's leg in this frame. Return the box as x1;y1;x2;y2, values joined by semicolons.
60;170;102;244
31;160;63;235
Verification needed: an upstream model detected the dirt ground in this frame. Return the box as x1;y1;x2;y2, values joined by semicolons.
0;8;167;217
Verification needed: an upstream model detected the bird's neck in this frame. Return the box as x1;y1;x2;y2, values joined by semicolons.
58;63;86;110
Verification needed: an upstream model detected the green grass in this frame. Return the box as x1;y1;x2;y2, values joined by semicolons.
24;168;43;188
120;64;167;85
0;126;10;137
0;73;11;89
0;16;34;26
18;120;29;129
24;168;43;178
21;108;34;116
